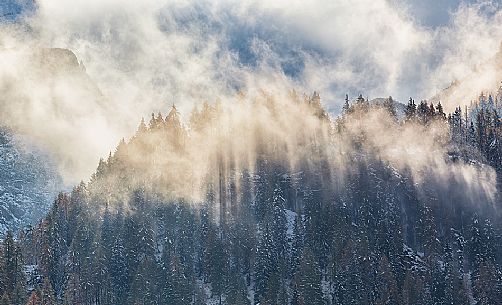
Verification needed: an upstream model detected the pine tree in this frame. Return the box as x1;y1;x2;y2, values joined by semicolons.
0;231;26;304
375;255;399;305
450;106;463;143
468;121;477;148
384;96;397;117
421;204;440;257
402;271;428;305
416;100;430;123
343;94;351;114
405;97;417;121
253;173;271;223
96;208;113;304
290;213;304;277
160;248;192;305
254;218;275;304
443;242;469;305
123;213;141;292
298;248;324;305
427;255;446;305
67;217;96;303
304;188;324;267
165;105;185;149
0;294;10;305
429;103;436;117
137;117;148;135
469;214;484;272
156;112;164;128
260;270;281;305
63;273;81;305
129;256;159;305
198;205;212;283
226;266;250;305
25;291;41;305
270;185;287;266
110;231;127;304
148;113;157;130
40;277;57;305
474;261;501;305
208;230;227;304
436;101;446;120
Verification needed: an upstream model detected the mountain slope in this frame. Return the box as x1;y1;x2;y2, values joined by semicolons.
0;47;117;182
5;91;501;305
0;127;61;234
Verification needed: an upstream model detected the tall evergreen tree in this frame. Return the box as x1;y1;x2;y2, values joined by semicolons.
298;248;324;305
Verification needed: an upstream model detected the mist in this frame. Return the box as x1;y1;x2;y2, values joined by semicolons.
81;91;497;217
1;0;502;184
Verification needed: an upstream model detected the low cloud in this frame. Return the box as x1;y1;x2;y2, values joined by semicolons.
0;0;501;183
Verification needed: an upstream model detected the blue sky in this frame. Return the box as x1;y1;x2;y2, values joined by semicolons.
403;0;501;27
0;0;471;28
0;0;34;20
401;0;461;27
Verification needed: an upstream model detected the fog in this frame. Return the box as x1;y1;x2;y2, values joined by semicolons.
0;0;502;185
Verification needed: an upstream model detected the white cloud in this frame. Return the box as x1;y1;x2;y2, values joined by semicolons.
1;0;502;182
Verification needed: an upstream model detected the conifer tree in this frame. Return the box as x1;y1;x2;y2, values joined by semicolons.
25;291;40;305
298;248;324;305
41;277;57;305
405;97;417;121
137;117;148;135
436;101;446;119
375;255;399;305
254;218;275;304
290;213;304;277
343;94;351;114
63;273;81;305
0;231;26;304
384;96;397;117
226;267;250;305
129;256;159;305
0;294;10;305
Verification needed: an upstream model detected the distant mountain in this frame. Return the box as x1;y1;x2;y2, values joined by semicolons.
0;47;116;181
29;47;105;101
0;47;110;234
0;127;61;235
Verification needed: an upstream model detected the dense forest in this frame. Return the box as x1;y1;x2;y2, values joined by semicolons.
1;91;502;305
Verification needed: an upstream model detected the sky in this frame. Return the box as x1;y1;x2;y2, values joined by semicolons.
402;0;501;28
1;0;502;182
0;1;470;30
0;0;468;28
1;0;501;108
400;0;462;27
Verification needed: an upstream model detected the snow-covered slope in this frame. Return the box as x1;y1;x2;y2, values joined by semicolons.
0;127;61;235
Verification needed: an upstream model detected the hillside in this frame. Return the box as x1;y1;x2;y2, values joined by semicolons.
2;91;500;305
0;127;61;235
